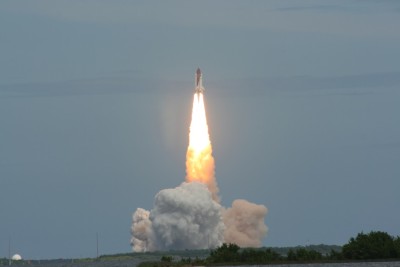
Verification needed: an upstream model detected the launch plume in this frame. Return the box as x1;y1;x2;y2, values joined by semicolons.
131;70;267;252
186;93;219;202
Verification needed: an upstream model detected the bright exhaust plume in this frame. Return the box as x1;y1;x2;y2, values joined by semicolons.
186;93;219;202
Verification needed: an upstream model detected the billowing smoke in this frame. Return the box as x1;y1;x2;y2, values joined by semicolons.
131;182;224;252
223;199;268;247
131;75;267;251
131;208;155;252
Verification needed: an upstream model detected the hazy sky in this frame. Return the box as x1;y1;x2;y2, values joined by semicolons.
1;0;400;259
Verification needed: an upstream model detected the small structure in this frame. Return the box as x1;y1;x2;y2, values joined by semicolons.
11;254;22;261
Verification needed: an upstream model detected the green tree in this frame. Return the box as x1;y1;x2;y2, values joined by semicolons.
342;231;396;260
264;248;281;261
328;249;343;260
160;255;173;262
240;249;260;263
307;249;323;260
394;236;400;258
208;243;240;263
295;248;310;260
287;248;322;261
287;249;297;261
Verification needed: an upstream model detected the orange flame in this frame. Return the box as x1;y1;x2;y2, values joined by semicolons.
186;93;219;202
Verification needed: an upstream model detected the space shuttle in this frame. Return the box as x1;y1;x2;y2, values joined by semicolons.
195;68;204;94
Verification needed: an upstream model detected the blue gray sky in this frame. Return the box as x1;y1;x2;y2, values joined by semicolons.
1;0;400;259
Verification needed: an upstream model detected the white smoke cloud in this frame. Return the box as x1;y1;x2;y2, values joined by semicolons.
131;182;225;251
131;184;267;252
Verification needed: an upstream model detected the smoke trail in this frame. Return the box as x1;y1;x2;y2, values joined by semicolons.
186;93;219;202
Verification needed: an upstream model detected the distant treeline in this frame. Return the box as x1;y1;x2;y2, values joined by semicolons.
138;231;400;267
2;231;400;266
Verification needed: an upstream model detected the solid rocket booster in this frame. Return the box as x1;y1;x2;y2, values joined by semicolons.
195;68;204;94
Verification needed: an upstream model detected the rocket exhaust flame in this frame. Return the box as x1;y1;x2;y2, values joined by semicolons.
186;92;219;202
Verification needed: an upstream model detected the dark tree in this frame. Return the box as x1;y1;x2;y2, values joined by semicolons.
342;231;397;260
287;249;297;261
208;243;240;263
286;248;322;261
160;255;173;262
264;248;281;261
394;236;400;257
328;249;343;260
